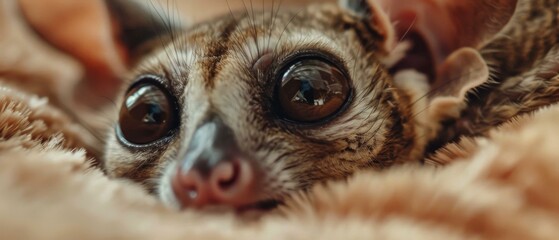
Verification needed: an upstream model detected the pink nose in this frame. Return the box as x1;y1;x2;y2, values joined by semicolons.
171;159;255;208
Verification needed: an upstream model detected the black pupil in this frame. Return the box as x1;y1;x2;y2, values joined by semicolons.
118;82;177;145
127;85;167;124
299;81;315;104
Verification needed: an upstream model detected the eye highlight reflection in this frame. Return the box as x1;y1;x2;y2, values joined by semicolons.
277;58;351;123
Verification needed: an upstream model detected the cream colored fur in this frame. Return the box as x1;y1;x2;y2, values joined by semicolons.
3;78;559;239
2;1;559;239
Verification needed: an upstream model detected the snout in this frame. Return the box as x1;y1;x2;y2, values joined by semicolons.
171;157;256;208
169;117;259;209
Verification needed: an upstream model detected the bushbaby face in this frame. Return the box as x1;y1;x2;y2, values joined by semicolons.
104;0;432;210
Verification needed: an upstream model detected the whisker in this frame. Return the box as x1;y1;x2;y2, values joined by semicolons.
398;15;417;42
267;0;283;51
273;7;305;54
147;0;181;76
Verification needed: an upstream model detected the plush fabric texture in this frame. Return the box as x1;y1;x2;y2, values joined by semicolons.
3;80;559;240
2;1;559;239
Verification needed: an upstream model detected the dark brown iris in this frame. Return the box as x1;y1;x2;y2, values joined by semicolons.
118;81;178;145
277;58;350;122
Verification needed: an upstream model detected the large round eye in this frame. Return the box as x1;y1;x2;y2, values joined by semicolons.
118;79;179;145
277;58;351;123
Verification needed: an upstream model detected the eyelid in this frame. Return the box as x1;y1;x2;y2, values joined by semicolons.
126;74;180;111
275;49;349;77
126;74;166;94
253;52;275;74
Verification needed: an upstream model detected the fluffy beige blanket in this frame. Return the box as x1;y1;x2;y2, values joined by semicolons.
2;1;559;239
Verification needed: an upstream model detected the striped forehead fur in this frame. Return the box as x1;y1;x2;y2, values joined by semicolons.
104;2;429;208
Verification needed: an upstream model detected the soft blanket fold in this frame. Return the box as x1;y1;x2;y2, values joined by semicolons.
2;0;559;239
2;81;559;239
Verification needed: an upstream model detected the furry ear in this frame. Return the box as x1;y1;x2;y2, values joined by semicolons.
339;0;515;85
394;47;488;139
338;0;396;54
346;0;514;123
371;0;517;66
18;0;184;97
428;48;489;121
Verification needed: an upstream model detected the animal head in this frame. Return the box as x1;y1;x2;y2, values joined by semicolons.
29;0;515;210
104;0;425;210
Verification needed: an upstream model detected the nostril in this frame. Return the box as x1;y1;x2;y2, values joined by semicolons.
172;168;208;207
216;160;240;190
172;159;255;208
209;160;254;204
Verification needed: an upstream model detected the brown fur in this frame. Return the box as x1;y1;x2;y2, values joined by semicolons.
68;0;559;209
104;2;428;204
3;1;559;239
430;0;559;150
